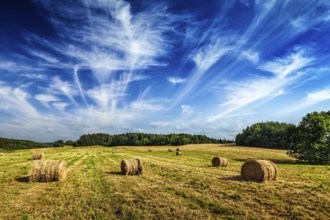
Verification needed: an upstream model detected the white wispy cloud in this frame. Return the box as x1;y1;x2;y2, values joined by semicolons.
21;73;46;80
240;50;260;64
208;48;314;121
35;94;60;109
167;77;186;85
48;77;78;106
28;50;59;64
192;37;235;72
130;100;164;111
284;87;330;113
0;83;40;119
258;48;314;78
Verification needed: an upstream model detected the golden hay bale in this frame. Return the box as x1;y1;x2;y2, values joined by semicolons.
176;148;181;151
148;149;152;152
241;159;278;183
121;159;144;175
32;152;45;160
168;149;173;152
176;151;182;156
30;160;67;182
212;157;229;167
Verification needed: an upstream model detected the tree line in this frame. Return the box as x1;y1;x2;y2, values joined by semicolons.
0;133;232;151
235;111;330;164
0;137;50;150
73;133;232;147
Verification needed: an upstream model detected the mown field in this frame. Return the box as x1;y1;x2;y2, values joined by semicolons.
0;144;329;220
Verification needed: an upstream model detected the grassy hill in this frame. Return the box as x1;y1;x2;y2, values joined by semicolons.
0;144;329;219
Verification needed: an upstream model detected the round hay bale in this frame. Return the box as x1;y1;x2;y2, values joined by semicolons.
32;152;45;160
176;148;181;151
176;151;182;156
148;149;152;152
168;149;173;152
30;160;67;182
212;157;229;167
121;159;144;175
241;159;278;183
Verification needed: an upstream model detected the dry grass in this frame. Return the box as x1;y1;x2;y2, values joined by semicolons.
0;144;329;220
30;160;67;182
212;156;229;167
241;159;278;182
148;149;152;152
121;159;144;175
32;152;45;160
0;153;4;156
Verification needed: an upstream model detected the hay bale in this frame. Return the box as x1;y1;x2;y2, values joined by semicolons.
168;149;173;152
121;159;144;175
30;160;67;182
32;152;45;160
0;153;4;156
212;157;229;167
176;151;182;156
176;148;181;151
148;149;152;152
241;159;278;183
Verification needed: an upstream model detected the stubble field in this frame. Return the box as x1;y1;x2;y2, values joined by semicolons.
0;144;329;219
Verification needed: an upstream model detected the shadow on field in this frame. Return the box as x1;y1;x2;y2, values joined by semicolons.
105;171;122;176
232;158;298;164
219;175;242;181
15;176;30;182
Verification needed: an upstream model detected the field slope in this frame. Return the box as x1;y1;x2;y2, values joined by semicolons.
0;144;329;219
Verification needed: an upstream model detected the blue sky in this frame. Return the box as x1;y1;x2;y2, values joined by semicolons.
1;0;330;142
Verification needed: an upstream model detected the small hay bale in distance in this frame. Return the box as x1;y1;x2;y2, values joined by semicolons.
32;152;45;160
168;149;173;152
241;159;278;183
121;159;144;175
176;148;181;151
30;160;67;182
212;157;229;167
176;151;182;156
148;149;152;152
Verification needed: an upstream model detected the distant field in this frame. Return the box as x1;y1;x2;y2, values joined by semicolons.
0;144;329;219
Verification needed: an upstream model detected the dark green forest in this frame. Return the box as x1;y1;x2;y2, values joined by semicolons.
0;137;50;150
235;111;330;164
235;122;295;149
74;133;232;147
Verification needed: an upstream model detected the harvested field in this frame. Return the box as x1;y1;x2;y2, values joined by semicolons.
0;144;329;219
